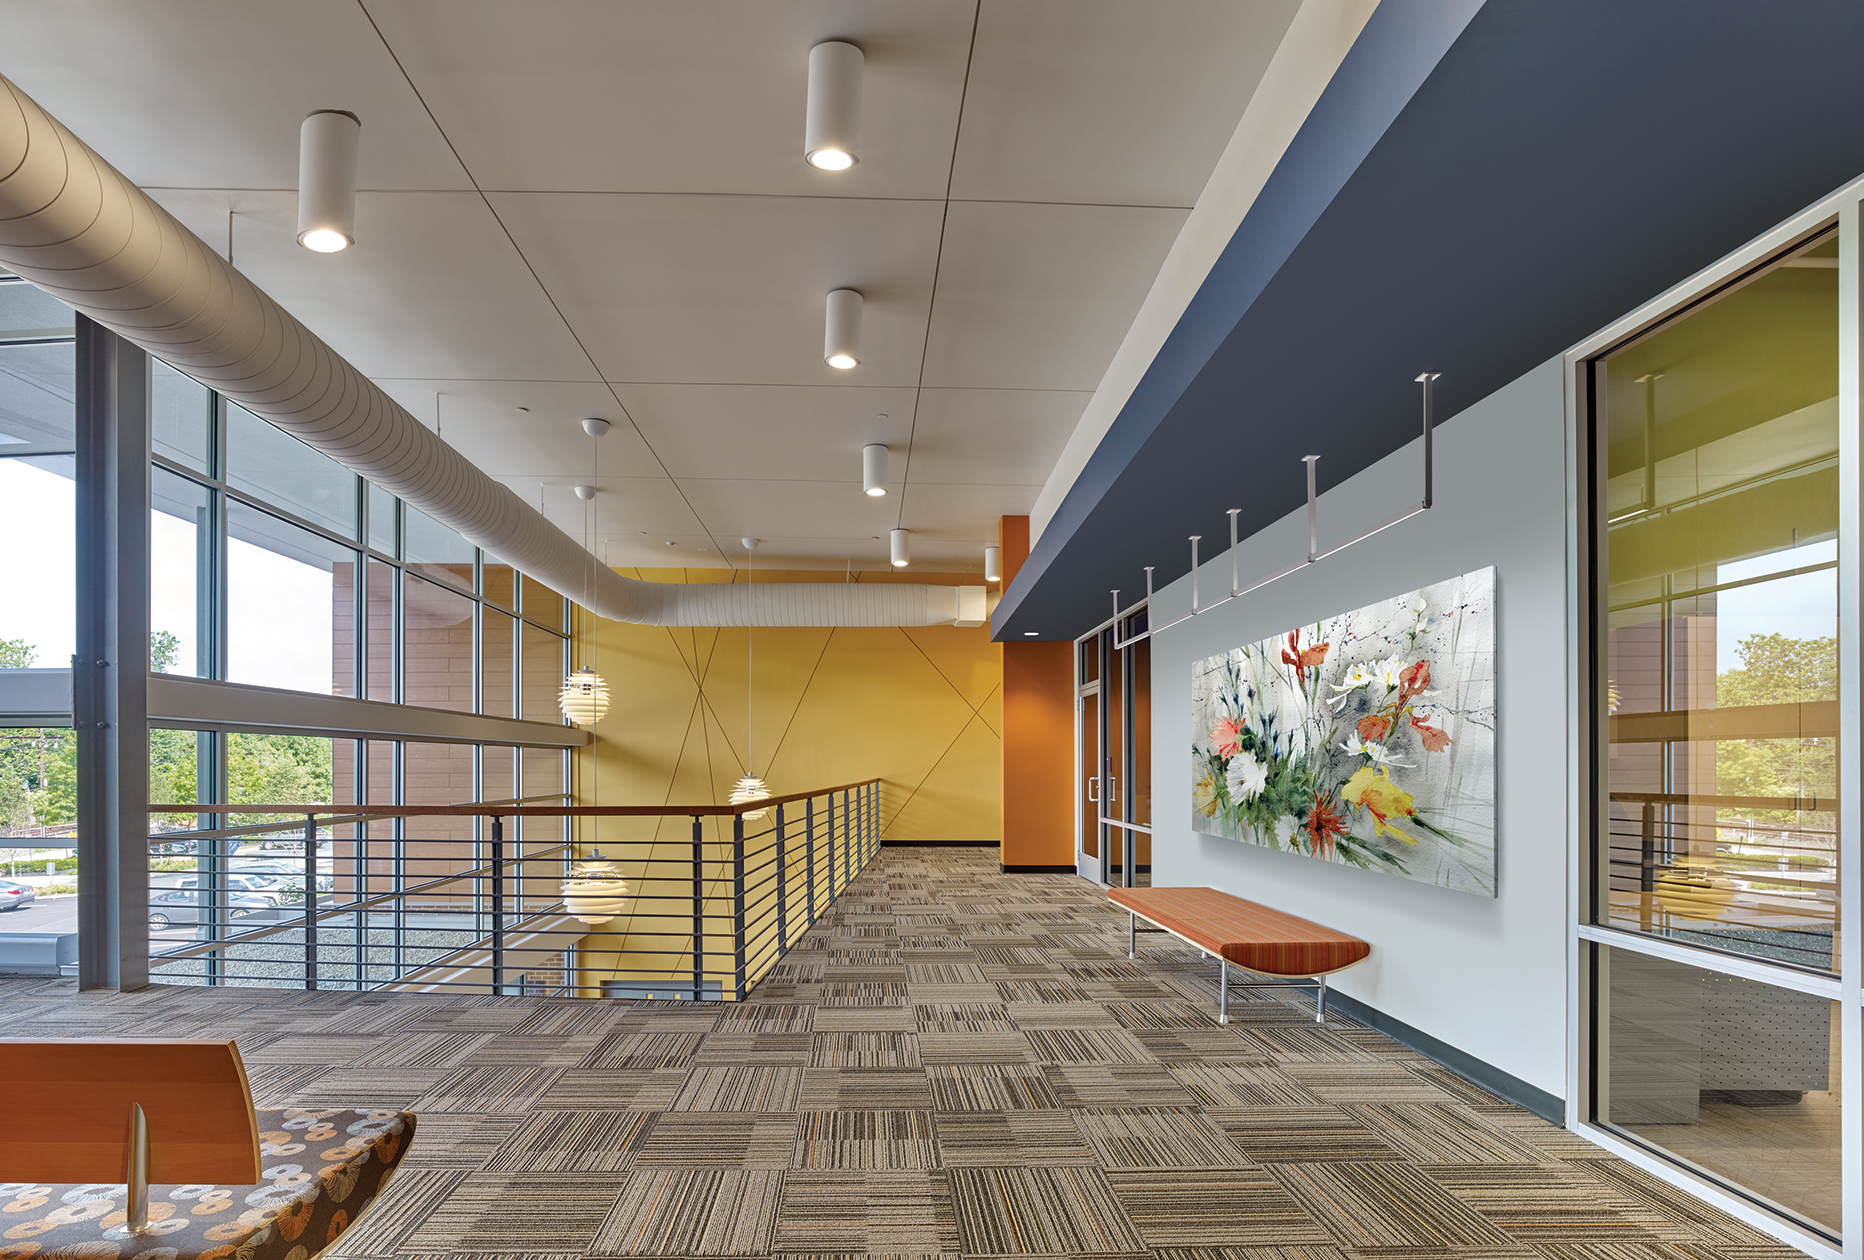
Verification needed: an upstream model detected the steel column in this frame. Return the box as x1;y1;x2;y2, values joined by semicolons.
74;317;151;991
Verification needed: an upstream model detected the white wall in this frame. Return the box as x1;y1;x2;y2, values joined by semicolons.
1147;356;1568;1098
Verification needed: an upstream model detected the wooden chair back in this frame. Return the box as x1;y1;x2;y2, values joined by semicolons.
0;1038;263;1184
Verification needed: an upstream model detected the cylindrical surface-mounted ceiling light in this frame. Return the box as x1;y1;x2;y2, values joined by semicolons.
825;289;862;369
862;443;888;496
984;546;1001;582
890;528;910;568
805;41;863;170
297;110;361;252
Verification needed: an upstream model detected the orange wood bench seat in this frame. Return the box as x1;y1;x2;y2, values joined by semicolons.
1108;886;1370;1023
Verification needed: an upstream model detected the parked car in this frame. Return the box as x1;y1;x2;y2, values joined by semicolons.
227;861;335;893
0;879;36;911
258;836;333;854
149;838;198;855
146;889;274;929
149;872;303;906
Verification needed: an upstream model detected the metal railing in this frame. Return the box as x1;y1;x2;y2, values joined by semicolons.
141;779;883;999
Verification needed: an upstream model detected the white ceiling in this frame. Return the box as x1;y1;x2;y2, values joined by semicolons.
0;0;1302;572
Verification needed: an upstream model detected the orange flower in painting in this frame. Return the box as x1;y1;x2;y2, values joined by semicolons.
1305;791;1348;859
1281;631;1330;688
1342;766;1419;843
1398;659;1431;702
1356;714;1391;742
1410;716;1451;752
1211;717;1244;758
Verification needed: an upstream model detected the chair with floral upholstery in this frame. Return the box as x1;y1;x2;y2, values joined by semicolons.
0;1038;414;1260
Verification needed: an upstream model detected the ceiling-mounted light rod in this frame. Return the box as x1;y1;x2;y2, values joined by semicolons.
862;443;888;495
805;41;864;171
825;288;863;369
890;527;910;567
1108;371;1441;648
297;109;360;252
983;545;1001;583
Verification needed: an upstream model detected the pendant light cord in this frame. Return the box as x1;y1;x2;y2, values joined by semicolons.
746;547;754;777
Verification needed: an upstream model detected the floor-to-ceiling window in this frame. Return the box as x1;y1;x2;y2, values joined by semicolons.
1582;222;1849;1248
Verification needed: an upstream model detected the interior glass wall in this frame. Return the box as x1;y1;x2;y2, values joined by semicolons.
1589;228;1844;1241
1074;613;1150;886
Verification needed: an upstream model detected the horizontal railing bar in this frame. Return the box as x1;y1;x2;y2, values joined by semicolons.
147;779;881;819
150;844;570;960
1097;817;1153;833
147;793;573;842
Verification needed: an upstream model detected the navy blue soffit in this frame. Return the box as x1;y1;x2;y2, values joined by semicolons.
993;0;1864;641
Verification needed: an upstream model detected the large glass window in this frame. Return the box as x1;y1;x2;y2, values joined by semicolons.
150;359;210;473
1597;231;1839;974
405;505;473;591
150;469;211;677
225;403;358;540
403;575;475;713
0;336;77;669
226;501;358;695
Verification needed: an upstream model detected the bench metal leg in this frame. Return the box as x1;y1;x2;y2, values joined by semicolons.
1316;973;1327;1024
1218;958;1229;1024
1128;911;1136;960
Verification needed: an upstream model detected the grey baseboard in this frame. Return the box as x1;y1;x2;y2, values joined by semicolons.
880;840;995;848
1323;987;1565;1124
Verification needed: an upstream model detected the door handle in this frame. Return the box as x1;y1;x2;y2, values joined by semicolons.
1107;775;1117;804
1086;778;1098;803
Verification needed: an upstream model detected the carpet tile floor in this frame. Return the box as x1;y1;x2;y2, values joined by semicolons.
0;845;1813;1260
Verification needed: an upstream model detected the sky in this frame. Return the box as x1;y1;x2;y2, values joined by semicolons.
1715;539;1837;674
1;457;336;692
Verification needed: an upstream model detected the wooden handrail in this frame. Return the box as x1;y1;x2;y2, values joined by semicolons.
146;778;881;819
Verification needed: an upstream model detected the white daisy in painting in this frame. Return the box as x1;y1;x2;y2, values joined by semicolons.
1273;815;1300;848
1225;751;1268;801
1341;731;1415;768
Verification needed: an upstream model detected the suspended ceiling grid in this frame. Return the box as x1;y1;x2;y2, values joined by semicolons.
0;0;1302;573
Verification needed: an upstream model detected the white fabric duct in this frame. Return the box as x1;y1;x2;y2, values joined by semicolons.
0;73;978;628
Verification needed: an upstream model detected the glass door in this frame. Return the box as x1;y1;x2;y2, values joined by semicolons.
1077;616;1151;886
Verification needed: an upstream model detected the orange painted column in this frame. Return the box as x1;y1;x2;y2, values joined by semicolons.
998;516;1076;871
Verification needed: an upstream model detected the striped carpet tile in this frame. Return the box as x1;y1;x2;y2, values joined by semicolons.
1419;1164;1676;1242
810;1031;923;1067
1041;1064;1201;1110
931;1110;1096;1168
1104;1169;1338;1248
910;1031;1036;1067
353;1030;496;1068
668;1065;805;1112
415;1066;568;1115
1265;1162;1520;1248
484;1109;654;1172
398;1113;528;1170
798;1066;937;1111
947;1165;1147;1255
1023;1027;1157;1065
407;1172;624;1253
693;1032;814;1064
773;1171;960;1254
527;1068;688;1111
1206;1106;1403;1164
632;1111;799;1169
589;1168;782;1257
926;1064;1063;1112
579;1031;708;1071
792;1109;941;1169
1341;1102;1553;1165
1169;1062;1323;1108
1071;1108;1259;1170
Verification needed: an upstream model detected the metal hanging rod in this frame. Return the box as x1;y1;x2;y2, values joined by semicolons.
1112;373;1438;649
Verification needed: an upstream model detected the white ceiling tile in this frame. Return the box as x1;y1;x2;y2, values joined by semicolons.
144;189;597;383
363;0;975;197
672;477;906;544
487;192;947;386
895;480;1047;538
950;0;1299;206
0;2;469;190
900;388;1091;486
371;379;662;481
919;201;1189;391
607;383;917;481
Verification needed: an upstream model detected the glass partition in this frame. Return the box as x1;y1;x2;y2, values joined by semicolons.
1596;231;1839;974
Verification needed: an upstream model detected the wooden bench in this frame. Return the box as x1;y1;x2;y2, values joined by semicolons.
1109;887;1370;1024
0;1038;414;1260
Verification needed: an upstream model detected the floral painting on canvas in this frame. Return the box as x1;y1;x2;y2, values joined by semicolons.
1190;567;1497;896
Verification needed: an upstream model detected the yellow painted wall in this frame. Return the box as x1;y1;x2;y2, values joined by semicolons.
569;566;1001;996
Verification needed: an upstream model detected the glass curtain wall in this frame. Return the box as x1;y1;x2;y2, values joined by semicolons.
0;272;77;898
1588;229;1845;1240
